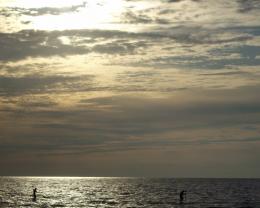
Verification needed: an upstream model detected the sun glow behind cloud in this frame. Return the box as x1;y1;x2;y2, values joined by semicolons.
0;0;159;32
1;0;131;31
31;0;125;31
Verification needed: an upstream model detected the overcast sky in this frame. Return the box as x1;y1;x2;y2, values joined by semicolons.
0;0;260;177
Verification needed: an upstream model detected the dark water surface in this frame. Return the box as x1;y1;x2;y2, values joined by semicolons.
0;177;259;208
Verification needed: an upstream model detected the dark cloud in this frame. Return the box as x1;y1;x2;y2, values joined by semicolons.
113;70;186;93
229;26;260;36
92;40;147;54
121;10;170;24
0;29;152;61
122;11;152;24
0;24;257;62
1;86;260;157
237;0;260;12
0;74;95;96
215;45;260;59
199;71;252;76
154;25;255;44
125;54;260;69
0;62;61;74
0;30;89;61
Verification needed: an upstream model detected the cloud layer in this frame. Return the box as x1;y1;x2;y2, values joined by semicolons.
0;0;260;177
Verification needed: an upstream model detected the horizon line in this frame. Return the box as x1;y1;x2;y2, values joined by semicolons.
1;176;259;179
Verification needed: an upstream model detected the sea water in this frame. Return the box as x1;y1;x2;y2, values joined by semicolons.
0;177;259;208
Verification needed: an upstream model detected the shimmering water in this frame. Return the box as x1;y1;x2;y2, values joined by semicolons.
0;177;259;208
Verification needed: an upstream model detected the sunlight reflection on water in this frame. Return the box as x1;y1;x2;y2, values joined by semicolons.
0;177;260;208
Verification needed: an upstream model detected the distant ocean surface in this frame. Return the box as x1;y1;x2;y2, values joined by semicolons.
0;177;259;208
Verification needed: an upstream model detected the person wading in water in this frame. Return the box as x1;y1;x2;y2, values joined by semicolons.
32;188;37;201
179;190;187;203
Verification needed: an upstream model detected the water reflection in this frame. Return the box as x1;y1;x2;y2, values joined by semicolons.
0;177;259;208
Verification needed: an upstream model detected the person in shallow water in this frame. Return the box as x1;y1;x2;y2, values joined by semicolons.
32;188;37;201
179;190;186;203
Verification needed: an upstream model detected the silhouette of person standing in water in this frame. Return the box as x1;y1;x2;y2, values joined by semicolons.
179;190;186;203
32;188;37;201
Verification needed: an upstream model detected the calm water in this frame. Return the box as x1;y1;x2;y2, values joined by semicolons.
0;177;259;208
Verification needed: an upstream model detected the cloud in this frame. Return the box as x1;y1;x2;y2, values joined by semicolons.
214;45;260;59
0;30;89;61
122;11;152;24
237;0;260;13
199;71;252;76
121;10;170;24
167;0;200;2
0;74;95;96
92;40;147;55
1;0;260;177
1;85;260;158
0;1;87;17
123;54;260;70
1;24;258;65
0;29;152;61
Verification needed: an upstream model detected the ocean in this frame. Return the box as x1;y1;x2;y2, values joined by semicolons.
0;177;259;208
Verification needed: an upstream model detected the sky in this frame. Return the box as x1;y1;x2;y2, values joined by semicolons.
0;0;260;177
